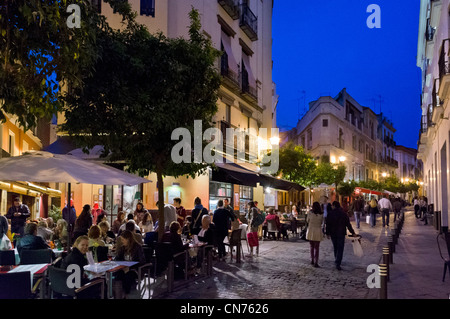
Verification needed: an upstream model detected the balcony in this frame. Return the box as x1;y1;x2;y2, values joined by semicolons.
240;67;257;102
218;0;240;20
432;77;444;123
438;39;450;99
239;4;258;41
420;115;428;144
220;53;240;91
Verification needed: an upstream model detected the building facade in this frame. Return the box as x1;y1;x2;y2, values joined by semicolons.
287;88;397;183
55;0;283;221
417;0;450;230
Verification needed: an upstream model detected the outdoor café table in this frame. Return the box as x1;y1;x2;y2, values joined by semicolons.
1;263;49;298
84;260;138;299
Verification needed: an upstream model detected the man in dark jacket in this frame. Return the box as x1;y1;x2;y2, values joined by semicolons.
352;196;365;229
62;199;77;234
213;200;235;260
16;222;51;258
326;201;356;270
6;197;31;237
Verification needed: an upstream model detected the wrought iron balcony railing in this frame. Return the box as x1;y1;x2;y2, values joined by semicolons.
239;3;258;41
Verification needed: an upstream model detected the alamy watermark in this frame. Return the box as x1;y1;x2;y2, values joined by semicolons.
171;120;279;175
366;264;381;288
366;4;381;29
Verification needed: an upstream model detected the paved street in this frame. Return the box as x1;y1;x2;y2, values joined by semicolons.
146;208;450;300
150;211;397;299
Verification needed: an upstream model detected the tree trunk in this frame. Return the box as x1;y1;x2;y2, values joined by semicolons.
157;161;165;242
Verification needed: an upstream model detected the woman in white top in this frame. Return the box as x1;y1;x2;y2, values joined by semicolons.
139;212;153;234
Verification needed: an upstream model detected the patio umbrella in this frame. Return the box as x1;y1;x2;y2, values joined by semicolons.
0;150;150;185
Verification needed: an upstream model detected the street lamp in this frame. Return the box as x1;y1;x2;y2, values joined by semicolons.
338;156;346;162
381;172;387;178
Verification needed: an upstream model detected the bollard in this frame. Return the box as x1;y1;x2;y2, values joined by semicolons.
379;264;388;299
383;246;390;282
391;228;398;245
388;237;395;261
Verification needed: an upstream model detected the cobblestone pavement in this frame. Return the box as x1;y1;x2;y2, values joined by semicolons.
148;209;402;300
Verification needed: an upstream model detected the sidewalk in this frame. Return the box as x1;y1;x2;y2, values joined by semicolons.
387;210;450;299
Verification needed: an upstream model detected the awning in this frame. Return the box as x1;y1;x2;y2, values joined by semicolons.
211;162;260;187
211;161;304;191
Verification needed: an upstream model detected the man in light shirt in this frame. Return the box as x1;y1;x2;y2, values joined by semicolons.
156;201;177;231
378;195;393;227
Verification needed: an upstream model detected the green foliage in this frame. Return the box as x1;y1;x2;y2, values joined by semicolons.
315;162;346;189
61;8;221;239
337;180;357;198
0;0;113;129
275;142;317;187
48;205;62;223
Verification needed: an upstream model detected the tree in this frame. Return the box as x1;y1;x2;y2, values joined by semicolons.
61;8;221;240
0;0;108;130
274;142;317;188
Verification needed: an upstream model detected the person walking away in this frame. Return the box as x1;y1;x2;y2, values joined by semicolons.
413;196;420;219
306;202;324;267
393;197;402;223
369;198;379;228
321;196;330;234
378;195;392;228
6;197;31;241
62;199;77;238
420;197;428;225
353;196;364;229
326;201;356;270
212;200;235;261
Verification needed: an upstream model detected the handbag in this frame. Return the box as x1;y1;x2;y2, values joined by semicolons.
351;236;363;258
247;232;259;247
366;215;371;224
0;234;12;251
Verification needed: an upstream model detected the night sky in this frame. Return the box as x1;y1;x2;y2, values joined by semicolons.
272;0;422;149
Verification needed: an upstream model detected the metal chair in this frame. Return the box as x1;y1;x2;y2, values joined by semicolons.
267;219;279;240
224;229;244;262
0;271;32;299
20;249;53;265
47;265;105;299
0;250;16;266
437;232;450;282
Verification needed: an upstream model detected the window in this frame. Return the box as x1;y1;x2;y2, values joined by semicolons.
140;0;155;17
226;104;231;123
300;135;305;149
307;129;312;150
352;135;357;150
8;131;15;156
338;128;344;149
322;119;328;127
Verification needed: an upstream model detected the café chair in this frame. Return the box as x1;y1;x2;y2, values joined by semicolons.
47;265;105;299
437;232;450;282
224;229;244;262
267;219;279;240
0;271;41;299
89;246;109;263
0;250;16;266
20;249;53;265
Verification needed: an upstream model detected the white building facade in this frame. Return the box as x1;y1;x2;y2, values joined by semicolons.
417;0;450;230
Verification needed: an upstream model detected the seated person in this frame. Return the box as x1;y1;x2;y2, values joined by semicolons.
52;219;69;248
37;220;53;242
88;225;106;248
60;235;90;283
118;214;141;236
161;221;190;274
196;215;214;269
114;230;145;297
181;216;192;238
97;220;115;244
16;222;51;256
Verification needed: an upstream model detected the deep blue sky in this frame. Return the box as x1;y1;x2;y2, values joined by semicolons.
272;0;422;149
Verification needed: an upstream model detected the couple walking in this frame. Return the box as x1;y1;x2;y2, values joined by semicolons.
306;201;356;270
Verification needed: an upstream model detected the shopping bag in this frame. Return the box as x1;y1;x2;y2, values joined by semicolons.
0;234;12;251
247;232;259;247
366;215;371;224
352;238;363;257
